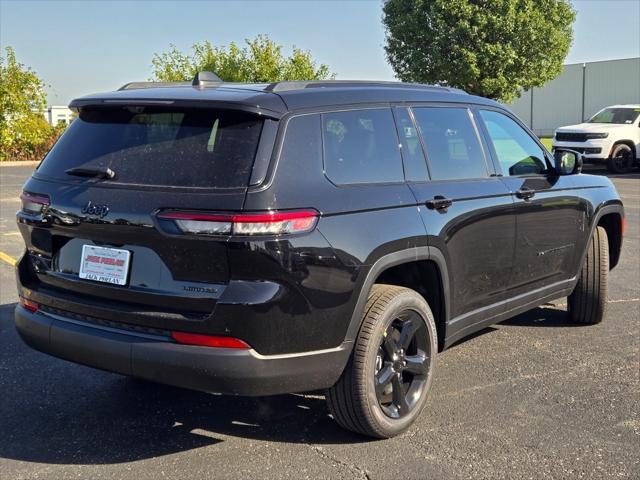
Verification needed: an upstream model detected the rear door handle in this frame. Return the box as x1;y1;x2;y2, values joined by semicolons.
426;196;453;210
515;187;535;200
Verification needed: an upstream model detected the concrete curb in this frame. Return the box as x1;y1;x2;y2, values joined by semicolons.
0;161;40;167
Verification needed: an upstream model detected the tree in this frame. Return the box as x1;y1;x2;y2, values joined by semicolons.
383;0;575;103
151;34;334;83
0;46;59;161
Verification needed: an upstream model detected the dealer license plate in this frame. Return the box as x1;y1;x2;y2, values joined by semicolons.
79;245;131;286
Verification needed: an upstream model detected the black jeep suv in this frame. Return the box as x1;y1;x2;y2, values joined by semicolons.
15;74;625;438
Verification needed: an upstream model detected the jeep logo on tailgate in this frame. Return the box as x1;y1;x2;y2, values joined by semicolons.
81;201;110;218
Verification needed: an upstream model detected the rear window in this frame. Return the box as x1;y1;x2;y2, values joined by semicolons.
37;107;264;188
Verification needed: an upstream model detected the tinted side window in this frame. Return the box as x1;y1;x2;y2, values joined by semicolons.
278;114;322;179
412;107;487;180
394;107;429;181
479;110;547;176
322;109;403;185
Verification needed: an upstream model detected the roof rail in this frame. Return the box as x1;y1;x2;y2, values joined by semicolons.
264;80;467;94
118;81;190;91
118;71;223;91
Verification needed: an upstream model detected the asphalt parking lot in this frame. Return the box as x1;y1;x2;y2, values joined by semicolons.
0;163;638;480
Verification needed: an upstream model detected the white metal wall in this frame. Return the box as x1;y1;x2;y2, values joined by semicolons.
505;57;640;137
584;58;640;120
531;63;584;137
509;89;532;126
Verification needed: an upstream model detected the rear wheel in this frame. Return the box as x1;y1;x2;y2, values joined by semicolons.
607;144;634;174
568;226;609;324
326;284;437;438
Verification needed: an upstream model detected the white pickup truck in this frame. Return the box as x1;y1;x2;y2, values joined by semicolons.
553;104;640;173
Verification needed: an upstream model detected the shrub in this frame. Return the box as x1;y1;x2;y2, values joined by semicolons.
0;46;63;162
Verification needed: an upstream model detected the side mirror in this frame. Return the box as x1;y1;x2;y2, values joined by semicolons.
553;148;583;175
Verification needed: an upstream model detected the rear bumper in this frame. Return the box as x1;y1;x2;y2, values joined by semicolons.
15;305;350;396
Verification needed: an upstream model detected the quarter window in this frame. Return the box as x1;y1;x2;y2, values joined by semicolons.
479;110;547;176
412;107;487;180
322;109;403;185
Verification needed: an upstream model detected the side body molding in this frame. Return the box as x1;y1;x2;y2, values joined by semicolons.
337;196;623;372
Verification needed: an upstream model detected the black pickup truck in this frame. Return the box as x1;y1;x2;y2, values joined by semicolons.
15;75;625;438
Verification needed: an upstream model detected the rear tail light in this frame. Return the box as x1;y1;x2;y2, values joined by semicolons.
157;210;318;236
19;297;39;313
20;192;50;215
158;212;233;235
171;331;251;349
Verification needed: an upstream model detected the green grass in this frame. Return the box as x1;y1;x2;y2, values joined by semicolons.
539;137;553;151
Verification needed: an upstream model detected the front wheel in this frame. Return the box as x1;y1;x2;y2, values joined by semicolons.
607;144;634;174
326;284;437;438
568;226;609;324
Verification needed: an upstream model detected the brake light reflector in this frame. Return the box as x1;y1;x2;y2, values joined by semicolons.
19;297;39;313
621;216;626;237
20;192;50;214
171;331;251;349
158;210;318;236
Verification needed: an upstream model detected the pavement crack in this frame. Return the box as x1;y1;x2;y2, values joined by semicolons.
551;298;639;308
297;405;371;480
306;444;372;480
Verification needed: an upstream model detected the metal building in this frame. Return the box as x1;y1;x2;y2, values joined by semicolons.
506;57;640;137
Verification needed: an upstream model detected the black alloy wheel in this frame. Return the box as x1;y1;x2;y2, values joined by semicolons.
374;311;430;419
326;284;437;438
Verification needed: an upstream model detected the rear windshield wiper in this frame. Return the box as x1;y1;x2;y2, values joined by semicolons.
65;166;116;180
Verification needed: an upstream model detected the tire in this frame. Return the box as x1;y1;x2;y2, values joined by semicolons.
568;226;609;324
607;144;634;174
326;284;437;438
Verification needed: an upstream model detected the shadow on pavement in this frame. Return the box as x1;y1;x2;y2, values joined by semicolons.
580;165;640;179
447;326;498;349
500;305;588;328
0;275;608;466
602;172;640;180
448;305;588;350
0;303;366;466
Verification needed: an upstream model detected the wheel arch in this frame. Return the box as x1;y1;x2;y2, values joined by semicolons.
579;202;625;275
596;209;624;269
344;247;450;352
610;139;636;158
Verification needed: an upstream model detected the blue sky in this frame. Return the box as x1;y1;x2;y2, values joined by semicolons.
1;0;639;105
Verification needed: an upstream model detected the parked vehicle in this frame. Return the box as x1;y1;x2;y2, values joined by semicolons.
552;104;640;174
15;74;625;438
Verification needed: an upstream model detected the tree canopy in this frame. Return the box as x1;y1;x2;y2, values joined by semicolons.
151;34;334;83
1;46;47;130
0;46;60;162
383;0;575;103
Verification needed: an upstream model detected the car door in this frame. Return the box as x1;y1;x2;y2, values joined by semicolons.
398;105;516;326
475;107;585;297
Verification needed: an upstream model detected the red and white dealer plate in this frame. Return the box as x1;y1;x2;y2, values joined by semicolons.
79;244;131;286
